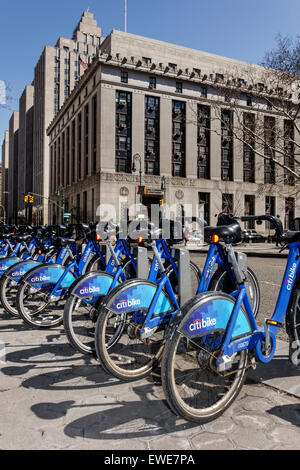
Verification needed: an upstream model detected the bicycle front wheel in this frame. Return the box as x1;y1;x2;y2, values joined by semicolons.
16;280;65;328
95;304;165;381
161;293;249;423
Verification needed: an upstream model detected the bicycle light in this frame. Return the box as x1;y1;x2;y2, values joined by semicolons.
212;234;220;243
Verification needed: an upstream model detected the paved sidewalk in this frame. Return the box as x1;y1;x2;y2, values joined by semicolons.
0;314;299;450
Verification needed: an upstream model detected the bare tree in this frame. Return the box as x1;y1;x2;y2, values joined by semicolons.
194;35;300;196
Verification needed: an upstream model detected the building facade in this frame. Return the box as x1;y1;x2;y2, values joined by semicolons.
47;29;300;231
8;111;19;223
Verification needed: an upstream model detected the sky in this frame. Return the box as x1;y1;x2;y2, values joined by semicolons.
1;0;300;143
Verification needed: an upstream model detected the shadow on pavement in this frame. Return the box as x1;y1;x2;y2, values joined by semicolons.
31;381;198;440
267;404;300;427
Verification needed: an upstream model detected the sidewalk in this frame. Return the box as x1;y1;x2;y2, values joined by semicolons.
248;340;300;398
187;242;288;258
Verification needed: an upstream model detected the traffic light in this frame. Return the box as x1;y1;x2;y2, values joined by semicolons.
137;185;146;195
24;194;34;204
160;199;164;206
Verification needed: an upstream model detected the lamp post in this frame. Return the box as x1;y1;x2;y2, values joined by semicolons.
161;176;166;216
132;153;143;214
57;186;65;223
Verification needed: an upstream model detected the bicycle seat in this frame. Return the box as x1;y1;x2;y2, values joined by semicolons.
55;237;76;246
16;234;32;242
283;231;300;243
204;222;242;244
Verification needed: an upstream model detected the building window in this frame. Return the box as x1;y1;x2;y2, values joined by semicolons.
66;126;70;186
264;116;276;184
176;82;183;94
244;195;255;229
266;196;276;231
121;71;128;83
285;197;295;230
222;194;233;214
92;94;97;173
57;137;61;190
62;132;65;187
172;101;186;177
199;192;210;225
246;95;252;106
200;86;207;97
77;112;82;181
197;105;210;179
84;104;89;177
145;96;160;175
71;120;75;183
115;91;132;173
221;109;233;181
243;113;255;183
149;76;156;89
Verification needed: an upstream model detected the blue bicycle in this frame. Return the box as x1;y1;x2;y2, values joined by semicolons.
0;225;74;317
15;223;106;328
161;214;298;423
94;215;260;381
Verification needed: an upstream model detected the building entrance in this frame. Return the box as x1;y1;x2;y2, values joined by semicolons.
142;194;162;218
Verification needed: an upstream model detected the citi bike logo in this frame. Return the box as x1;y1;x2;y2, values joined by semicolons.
11;270;26;278
79;285;100;295
30;274;51;283
189;316;217;332
286;263;297;291
116;298;141;310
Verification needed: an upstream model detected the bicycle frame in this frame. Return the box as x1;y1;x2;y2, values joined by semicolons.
216;240;300;366
139;240;239;335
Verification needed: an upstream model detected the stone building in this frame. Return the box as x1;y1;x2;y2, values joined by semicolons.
1;11;102;225
32;11;102;224
47;29;300;230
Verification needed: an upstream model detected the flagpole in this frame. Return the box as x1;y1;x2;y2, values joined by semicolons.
124;0;127;32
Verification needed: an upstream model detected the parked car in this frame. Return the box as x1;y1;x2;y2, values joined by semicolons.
242;230;266;243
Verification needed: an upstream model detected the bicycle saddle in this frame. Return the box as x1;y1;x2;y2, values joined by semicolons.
204;222;242;244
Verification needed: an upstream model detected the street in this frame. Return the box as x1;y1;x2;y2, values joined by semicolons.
0;255;299;451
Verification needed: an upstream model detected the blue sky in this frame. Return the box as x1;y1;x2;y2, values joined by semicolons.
1;0;300;143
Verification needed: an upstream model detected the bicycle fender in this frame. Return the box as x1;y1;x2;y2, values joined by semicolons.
24;264;76;288
5;260;42;282
69;272;117;299
0;257;22;276
107;279;173;315
178;292;252;340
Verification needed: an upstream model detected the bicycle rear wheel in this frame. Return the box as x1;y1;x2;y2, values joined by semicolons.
161;293;249;423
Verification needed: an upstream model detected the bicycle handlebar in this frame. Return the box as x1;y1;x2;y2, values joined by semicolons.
241;215;284;240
